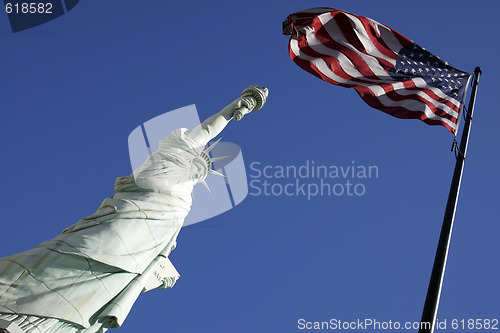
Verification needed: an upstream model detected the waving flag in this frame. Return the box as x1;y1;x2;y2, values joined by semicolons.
283;7;471;134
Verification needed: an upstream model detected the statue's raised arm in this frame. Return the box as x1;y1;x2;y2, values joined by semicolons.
188;85;269;145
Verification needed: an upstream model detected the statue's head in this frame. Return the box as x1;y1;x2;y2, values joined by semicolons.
190;151;211;183
189;139;227;192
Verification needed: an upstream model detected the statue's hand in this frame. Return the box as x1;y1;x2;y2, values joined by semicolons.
231;98;252;121
219;97;255;121
238;96;257;111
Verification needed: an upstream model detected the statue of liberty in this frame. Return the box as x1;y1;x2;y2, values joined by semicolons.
0;85;268;333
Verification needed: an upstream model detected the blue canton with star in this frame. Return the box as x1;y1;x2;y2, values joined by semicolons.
388;43;470;102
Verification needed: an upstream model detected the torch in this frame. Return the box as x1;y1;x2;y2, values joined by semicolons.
232;85;269;121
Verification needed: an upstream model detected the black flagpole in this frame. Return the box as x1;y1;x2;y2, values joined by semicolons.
419;66;482;333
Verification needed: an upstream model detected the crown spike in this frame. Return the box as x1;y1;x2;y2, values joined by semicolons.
209;170;226;177
205;137;222;154
201;180;211;193
210;155;230;162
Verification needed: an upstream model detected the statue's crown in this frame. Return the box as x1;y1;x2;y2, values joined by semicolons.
191;138;228;192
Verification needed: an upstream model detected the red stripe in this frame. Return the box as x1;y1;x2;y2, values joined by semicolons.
312;17;381;78
289;41;348;87
393;32;412;49
353;79;457;122
354;85;457;133
334;13;367;56
378;83;457;122
291;49;356;88
327;13;397;71
333;13;393;75
401;79;460;113
353;15;400;61
293;37;380;87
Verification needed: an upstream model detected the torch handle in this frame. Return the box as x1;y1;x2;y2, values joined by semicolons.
232;105;251;121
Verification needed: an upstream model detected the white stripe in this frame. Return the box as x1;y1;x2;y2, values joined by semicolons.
317;13;396;66
412;78;460;114
343;13;397;65
392;80;458;118
366;18;406;56
368;84;457;130
305;32;385;83
305;26;393;81
290;38;356;85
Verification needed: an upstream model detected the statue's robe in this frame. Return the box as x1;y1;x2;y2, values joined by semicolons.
0;129;204;333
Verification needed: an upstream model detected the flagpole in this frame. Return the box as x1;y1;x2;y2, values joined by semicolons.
419;66;482;333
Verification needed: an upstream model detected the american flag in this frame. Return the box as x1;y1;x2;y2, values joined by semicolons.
283;7;472;134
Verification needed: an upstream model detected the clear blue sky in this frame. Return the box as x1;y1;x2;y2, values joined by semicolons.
0;1;498;332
